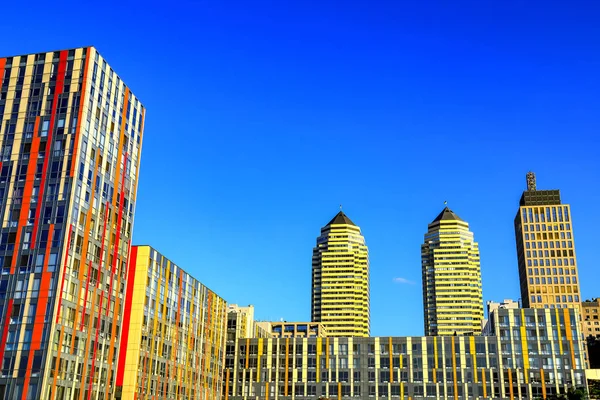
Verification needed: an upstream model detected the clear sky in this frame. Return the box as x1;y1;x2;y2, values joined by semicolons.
2;0;599;336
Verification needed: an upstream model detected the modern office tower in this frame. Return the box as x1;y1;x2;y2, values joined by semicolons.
514;172;581;310
421;207;484;336
223;308;586;400
582;298;600;339
311;211;370;337
0;48;144;399
116;246;227;400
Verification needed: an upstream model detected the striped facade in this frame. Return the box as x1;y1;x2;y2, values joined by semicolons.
312;211;370;337
224;308;587;400
0;47;144;399
116;246;228;400
421;207;484;336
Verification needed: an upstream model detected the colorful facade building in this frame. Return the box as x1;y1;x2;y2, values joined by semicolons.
116;245;228;400
0;47;144;399
421;207;484;336
514;172;582;310
311;211;370;337
224;308;587;400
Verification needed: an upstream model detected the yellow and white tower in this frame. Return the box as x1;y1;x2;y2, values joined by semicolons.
421;207;484;336
311;211;370;337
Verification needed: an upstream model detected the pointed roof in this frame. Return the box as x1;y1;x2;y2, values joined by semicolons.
431;207;463;223
326;211;356;227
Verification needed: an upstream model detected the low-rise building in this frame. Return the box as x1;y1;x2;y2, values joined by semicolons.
268;322;327;338
482;299;521;335
582;298;600;339
228;304;272;340
224;308;587;400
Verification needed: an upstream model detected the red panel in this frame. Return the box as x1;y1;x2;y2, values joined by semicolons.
79;261;93;331
10;134;41;274
70;47;91;177
21;226;54;400
0;58;6;86
116;245;138;387
99;202;109;317
110;153;128;277
55;224;74;323
106;153;128;320
0;299;14;365
86;291;104;400
31;50;68;246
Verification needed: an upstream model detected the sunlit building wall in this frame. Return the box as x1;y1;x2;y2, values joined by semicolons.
0;47;144;399
116;246;227;400
421;207;484;336
311;211;370;337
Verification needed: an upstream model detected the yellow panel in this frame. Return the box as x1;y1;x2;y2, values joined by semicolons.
451;336;458;400
521;309;529;372
470;336;477;382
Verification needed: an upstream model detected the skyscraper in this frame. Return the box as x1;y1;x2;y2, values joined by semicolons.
0;47;144;399
514;172;581;310
311;211;369;337
421;207;484;336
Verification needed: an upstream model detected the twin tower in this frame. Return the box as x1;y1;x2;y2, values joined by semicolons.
310;207;484;338
311;173;582;338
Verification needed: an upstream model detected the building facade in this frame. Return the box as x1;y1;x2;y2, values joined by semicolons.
421;207;484;336
227;305;271;342
224;308;587;400
268;322;327;338
0;47;144;399
482;300;520;335
582;298;600;339
514;172;581;310
311;211;370;337
116;246;227;400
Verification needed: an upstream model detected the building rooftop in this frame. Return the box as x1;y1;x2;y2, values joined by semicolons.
326;211;356;226
431;207;463;223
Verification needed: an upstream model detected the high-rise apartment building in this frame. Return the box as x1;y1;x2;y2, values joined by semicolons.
311;211;369;337
0;47;144;399
421;207;484;336
514;172;581;310
116;246;227;400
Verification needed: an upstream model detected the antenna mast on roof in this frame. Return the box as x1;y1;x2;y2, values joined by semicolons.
526;171;536;191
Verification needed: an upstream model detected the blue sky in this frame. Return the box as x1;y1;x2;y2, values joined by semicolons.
2;0;599;336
